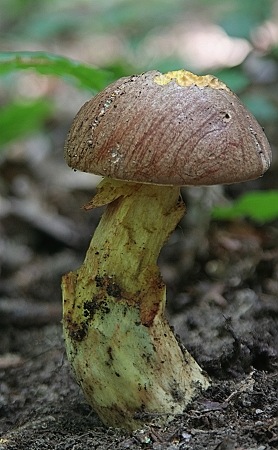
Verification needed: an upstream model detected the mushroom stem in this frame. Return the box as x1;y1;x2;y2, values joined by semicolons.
62;177;209;431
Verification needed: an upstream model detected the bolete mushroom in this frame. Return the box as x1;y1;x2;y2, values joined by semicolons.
62;69;271;431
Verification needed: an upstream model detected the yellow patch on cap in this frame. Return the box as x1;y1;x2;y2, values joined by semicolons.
153;69;231;93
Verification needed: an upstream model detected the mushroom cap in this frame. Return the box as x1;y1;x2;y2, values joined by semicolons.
64;70;271;186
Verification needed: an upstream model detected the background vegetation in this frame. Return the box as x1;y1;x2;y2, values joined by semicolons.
0;0;277;222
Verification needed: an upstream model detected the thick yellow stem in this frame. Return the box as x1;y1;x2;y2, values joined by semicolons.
62;178;209;430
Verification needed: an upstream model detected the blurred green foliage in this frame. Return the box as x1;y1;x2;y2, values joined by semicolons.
0;0;277;222
0;51;113;147
0;99;52;146
212;191;278;222
0;52;112;93
219;0;274;39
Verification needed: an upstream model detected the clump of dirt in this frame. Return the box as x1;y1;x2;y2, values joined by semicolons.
0;321;277;449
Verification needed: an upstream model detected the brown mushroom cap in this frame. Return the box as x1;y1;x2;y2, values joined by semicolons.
64;70;271;186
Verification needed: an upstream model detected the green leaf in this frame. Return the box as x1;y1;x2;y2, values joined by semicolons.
212;191;278;222
0;51;112;93
0;99;52;147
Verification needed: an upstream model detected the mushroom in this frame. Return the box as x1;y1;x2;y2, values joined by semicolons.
62;69;271;431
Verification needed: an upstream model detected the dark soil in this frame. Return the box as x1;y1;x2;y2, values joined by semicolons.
0;149;277;449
